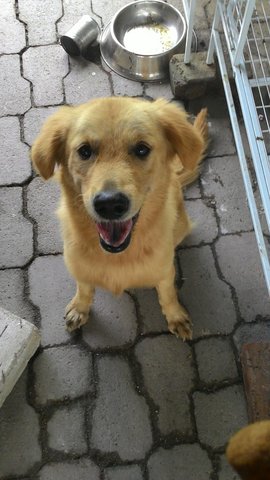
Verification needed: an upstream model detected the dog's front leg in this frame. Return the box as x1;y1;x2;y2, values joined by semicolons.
65;282;95;332
156;266;192;341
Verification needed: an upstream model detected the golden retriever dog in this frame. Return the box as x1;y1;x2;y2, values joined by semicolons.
31;97;207;340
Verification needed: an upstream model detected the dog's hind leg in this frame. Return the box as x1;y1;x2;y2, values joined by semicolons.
156;266;192;341
65;282;95;332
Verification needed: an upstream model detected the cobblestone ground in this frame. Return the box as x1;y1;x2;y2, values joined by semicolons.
0;1;270;479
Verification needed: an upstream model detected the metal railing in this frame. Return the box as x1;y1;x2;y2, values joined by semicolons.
206;0;270;295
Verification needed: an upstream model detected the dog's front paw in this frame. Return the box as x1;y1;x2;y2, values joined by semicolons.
168;314;193;341
65;301;90;332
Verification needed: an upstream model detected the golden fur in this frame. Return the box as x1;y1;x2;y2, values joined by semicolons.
31;97;207;340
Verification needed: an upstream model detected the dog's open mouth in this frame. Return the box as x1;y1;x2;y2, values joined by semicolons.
96;214;138;253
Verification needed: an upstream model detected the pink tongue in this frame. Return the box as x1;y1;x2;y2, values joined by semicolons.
96;219;133;247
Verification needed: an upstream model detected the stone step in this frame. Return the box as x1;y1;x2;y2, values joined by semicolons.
0;307;40;407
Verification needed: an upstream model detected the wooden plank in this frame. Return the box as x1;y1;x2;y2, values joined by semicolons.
241;342;270;422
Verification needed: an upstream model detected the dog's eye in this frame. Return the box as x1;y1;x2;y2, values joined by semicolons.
78;144;92;160
133;143;151;159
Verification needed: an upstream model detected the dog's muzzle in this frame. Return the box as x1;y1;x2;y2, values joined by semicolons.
93;191;138;253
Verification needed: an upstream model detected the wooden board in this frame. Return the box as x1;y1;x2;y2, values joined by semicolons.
241;342;270;422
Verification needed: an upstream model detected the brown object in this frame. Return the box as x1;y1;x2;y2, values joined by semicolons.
226;421;270;480
241;343;270;422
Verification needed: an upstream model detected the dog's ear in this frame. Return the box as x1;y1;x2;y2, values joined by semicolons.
153;99;206;171
31;106;73;180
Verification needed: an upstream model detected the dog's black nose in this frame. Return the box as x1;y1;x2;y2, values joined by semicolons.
93;191;130;220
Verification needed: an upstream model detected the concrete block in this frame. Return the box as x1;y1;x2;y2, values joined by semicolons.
90;356;152;460
135;288;168;334
39;459;100;480
135;336;195;436
64;60;111;104
0;308;40;408
0;372;42;477
195;337;238;384
19;0;62;45
0;55;30;115
83;289;138;349
47;404;87;454
23;45;68;106
202;156;252;233
218;454;239;480
0;117;31;186
183;198;218;246
29;256;75;347
27;177;62;255
179;246;236;338
104;465;143;480
170;51;216;100
1;0;26;54
24;106;58;146
193;385;248;449
0;187;33;268
216;233;270;321
33;345;93;404
148;444;212;480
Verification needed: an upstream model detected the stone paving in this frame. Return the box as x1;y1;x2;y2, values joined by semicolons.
0;1;270;479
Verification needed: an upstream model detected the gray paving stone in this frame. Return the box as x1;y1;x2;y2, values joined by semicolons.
0;55;31;115
0;268;35;322
23;46;69;106
47;404;87;454
57;0;93;37
135;336;195;436
195;337;238;384
1;0;26;54
111;72;144;97
202;156;253;233
147;444;212;480
218;454;240;480
183;198;218;246
135;288;168;334
83;289;137;349
216;233;270;321
190;93;231;119
0;372;41;477
92;0;132;26
0;117;31;185
29;255;75;346
90;356;152;460
193;385;248;449
144;81;173;100
169;0;208;30
64;60;111;104
39;459;100;480
184;179;201;199
24;106;58;146
179;246;236;337
0;187;33;267
104;465;143;480
19;0;62;45
190;95;236;157
207;118;236;157
27;177;62;254
33;345;93;405
233;321;270;353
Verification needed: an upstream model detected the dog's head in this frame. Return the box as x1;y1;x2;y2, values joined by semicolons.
31;97;204;253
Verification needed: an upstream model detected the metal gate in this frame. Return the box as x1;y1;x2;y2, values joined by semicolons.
204;0;270;295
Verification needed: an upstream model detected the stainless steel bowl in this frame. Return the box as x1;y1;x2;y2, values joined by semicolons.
100;0;186;82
